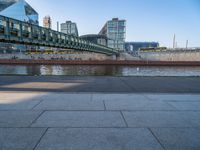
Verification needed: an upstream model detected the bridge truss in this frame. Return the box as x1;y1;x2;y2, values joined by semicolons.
0;15;118;55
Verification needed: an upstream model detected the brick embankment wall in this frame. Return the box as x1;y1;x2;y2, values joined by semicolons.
0;59;200;66
140;51;200;61
0;53;117;61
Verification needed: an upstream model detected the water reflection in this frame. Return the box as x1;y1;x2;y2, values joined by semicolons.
0;65;200;76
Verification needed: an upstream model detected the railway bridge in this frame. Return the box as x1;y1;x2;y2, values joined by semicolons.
0;15;118;56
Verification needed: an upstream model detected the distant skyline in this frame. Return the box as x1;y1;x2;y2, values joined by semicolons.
26;0;200;47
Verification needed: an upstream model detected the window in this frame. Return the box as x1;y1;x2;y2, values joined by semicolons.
118;21;125;26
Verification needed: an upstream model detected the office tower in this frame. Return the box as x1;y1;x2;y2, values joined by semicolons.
99;18;126;51
43;15;52;29
60;21;79;36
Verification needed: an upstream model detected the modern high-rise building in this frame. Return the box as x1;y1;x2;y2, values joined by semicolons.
0;0;39;25
60;21;79;37
125;42;159;53
99;18;126;51
43;15;52;29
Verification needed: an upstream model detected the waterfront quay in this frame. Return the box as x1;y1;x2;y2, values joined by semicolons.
2;59;200;66
0;76;200;150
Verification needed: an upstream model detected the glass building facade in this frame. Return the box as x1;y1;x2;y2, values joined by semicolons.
0;0;38;54
125;42;159;52
99;18;126;51
80;34;108;46
0;0;39;25
61;21;79;37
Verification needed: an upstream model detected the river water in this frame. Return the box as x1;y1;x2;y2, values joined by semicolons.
0;65;200;76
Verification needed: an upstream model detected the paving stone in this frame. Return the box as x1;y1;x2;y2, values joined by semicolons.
1;76;200;93
105;99;175;110
0;111;42;127
40;93;92;101
145;94;200;101
32;111;126;127
151;128;200;150
0;93;44;101
34;99;104;110
74;77;132;92
92;94;148;101
35;128;164;150
0;128;46;150
0;100;42;110
168;102;200;110
123;111;200;127
0;92;44;110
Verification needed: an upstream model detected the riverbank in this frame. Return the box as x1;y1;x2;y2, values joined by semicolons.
1;59;200;66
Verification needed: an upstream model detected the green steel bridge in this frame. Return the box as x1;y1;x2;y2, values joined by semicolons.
0;15;118;55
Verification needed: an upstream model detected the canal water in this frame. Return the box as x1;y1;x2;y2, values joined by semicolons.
0;65;200;76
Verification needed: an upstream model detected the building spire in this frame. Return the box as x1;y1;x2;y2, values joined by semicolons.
173;34;176;49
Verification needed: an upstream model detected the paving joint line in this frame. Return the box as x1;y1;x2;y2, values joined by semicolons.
35;110;121;112
165;101;179;110
148;128;166;150
119;77;136;91
142;94;156;101
103;100;106;110
29;110;46;127
0;110;200;112
33;127;49;150
120;111;128;127
31;99;45;110
90;94;93;101
5;110;198;112
1;127;200;129
0;127;47;129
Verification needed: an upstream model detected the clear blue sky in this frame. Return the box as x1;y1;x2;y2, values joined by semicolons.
26;0;200;47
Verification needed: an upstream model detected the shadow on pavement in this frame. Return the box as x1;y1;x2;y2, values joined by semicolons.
0;76;200;93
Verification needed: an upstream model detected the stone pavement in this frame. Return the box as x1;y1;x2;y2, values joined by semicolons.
0;76;200;93
0;92;200;150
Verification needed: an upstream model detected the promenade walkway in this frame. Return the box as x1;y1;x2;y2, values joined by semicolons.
0;76;200;150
